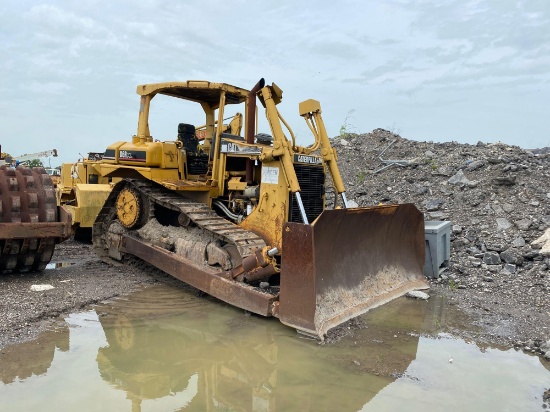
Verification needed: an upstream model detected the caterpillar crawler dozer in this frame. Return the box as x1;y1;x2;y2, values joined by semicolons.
66;78;428;338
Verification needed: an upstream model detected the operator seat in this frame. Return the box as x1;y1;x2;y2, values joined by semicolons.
178;123;208;175
177;123;199;154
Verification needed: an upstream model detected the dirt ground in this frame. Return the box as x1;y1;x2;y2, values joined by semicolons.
1;237;548;361
0;240;156;349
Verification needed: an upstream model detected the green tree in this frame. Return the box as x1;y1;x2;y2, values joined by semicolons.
27;159;43;167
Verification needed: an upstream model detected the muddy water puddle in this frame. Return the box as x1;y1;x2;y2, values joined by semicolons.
1;285;549;411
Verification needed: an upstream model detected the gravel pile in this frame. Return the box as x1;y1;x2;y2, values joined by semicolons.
332;128;550;353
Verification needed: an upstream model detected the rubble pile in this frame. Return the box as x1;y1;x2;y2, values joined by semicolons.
332;129;550;348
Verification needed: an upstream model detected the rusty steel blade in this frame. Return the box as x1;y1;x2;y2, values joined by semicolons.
278;203;428;339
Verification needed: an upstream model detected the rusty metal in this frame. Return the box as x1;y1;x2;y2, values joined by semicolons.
245;78;265;182
278;204;428;338
119;234;278;316
229;247;276;281
0;220;71;239
0;166;71;273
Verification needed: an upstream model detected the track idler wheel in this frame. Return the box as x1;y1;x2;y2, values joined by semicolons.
115;186;149;229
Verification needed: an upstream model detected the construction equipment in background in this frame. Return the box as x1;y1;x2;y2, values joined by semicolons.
1;149;58;167
56;153;117;240
43;167;61;186
58;78;428;339
0;165;72;273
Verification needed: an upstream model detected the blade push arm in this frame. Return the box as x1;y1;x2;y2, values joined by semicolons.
299;99;350;208
258;84;301;194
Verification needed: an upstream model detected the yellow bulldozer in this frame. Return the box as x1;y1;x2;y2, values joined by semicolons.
57;79;428;338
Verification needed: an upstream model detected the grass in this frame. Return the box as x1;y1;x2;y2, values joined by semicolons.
339;109;356;139
449;279;458;291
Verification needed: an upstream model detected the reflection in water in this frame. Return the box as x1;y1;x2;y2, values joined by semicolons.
0;285;549;411
45;261;75;269
0;324;69;384
94;286;422;411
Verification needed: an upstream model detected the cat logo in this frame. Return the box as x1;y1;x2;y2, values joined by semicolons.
293;154;322;165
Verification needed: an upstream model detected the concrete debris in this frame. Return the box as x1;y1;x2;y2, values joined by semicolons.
406;290;430;300
30;285;55;292
532;228;550;256
511;237;526;247
495;218;512;231
448;170;474;186
515;218;532;231
330;128;550;349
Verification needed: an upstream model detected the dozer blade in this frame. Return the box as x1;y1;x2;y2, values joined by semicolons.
278;203;428;339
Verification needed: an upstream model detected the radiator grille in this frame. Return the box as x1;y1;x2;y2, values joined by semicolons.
289;164;325;223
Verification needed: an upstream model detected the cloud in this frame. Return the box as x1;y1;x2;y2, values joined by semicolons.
0;0;549;162
21;81;71;95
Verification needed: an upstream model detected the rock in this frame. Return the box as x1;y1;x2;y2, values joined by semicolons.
425;199;445;211
406;291;430;300
468;257;482;267
340;139;349;146
532;229;550;256
515;218;532;230
511;237;526;247
502;203;515;213
493;176;516;186
452;225;463;234
466;159;486;172
540;340;550;353
500;264;517;274
483;252;501;265
496;218;512;231
522;251;540;261
500;249;524;266
347;199;359;208
413;185;429;195
427;211;445;219
453;237;470;247
259;282;270;289
30;285;55;292
491;204;504;215
448;170;472;185
486;243;505;252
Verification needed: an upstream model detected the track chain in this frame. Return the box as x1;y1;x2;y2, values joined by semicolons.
93;179;266;263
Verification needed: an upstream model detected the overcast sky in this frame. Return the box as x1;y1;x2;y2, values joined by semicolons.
1;0;549;166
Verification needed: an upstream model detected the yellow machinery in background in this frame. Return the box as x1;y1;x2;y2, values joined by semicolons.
58;78;428;338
